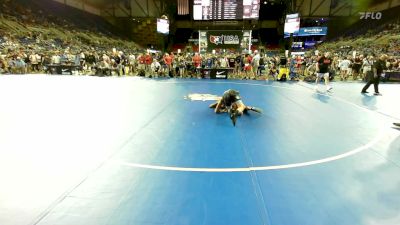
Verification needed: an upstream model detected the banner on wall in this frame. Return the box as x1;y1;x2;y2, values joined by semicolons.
298;27;328;36
304;41;317;48
199;31;208;53
207;31;243;51
285;27;328;38
292;42;303;48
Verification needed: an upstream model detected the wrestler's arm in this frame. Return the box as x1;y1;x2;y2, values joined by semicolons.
215;99;225;113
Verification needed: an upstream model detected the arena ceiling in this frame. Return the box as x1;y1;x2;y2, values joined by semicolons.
57;0;398;18
96;0;171;18
84;0;112;7
50;0;399;48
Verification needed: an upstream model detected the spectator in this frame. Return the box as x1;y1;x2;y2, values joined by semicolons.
361;54;387;95
315;52;333;92
150;59;161;78
163;53;173;77
338;56;351;81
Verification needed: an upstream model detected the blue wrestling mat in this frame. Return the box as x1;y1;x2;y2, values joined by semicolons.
0;75;399;225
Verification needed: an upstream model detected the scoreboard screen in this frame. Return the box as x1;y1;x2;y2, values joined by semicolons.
193;0;260;20
284;13;300;38
157;19;169;34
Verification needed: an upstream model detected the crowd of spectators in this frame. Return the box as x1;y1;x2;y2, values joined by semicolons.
2;43;399;81
1;0;399;81
0;0;139;75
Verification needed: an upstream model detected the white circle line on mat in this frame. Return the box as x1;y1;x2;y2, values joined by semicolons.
114;126;386;173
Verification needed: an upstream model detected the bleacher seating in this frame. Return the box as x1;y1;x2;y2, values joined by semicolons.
1;0;118;36
332;6;400;40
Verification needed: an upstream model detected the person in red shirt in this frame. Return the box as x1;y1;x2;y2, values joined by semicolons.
192;53;202;68
170;52;176;76
243;54;253;79
135;54;146;76
163;53;172;77
192;53;202;78
144;53;153;74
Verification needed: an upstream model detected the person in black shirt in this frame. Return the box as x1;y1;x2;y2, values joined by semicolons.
111;54;122;76
209;89;262;126
352;56;362;80
258;54;265;76
361;54;387;95
279;55;287;67
86;52;96;66
315;52;333;92
234;54;242;75
228;56;236;68
277;55;289;81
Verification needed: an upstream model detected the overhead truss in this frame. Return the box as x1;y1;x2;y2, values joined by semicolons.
101;0;166;18
293;0;354;17
52;0;101;15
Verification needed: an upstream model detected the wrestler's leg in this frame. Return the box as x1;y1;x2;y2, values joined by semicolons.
245;106;263;113
209;102;218;108
214;99;227;114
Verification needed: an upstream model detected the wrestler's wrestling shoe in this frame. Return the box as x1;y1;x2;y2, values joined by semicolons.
394;123;400;127
249;107;263;113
